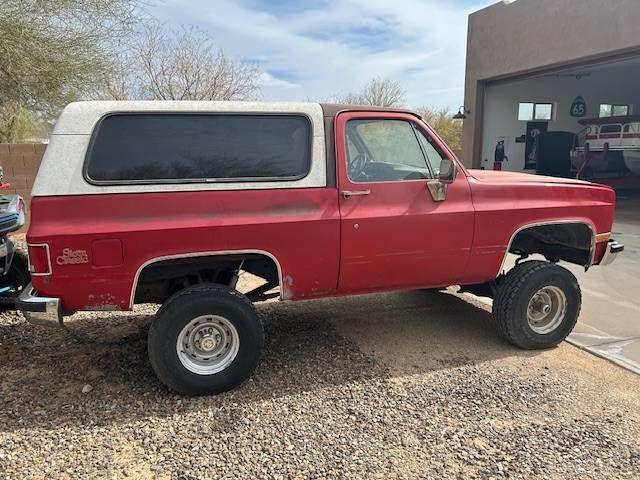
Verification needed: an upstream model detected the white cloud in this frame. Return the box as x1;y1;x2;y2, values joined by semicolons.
260;71;301;90
152;0;490;108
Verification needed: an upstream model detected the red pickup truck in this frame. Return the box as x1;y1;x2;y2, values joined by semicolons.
18;101;623;395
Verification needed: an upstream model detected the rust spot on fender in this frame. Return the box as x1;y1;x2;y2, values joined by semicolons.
85;293;119;311
280;275;295;300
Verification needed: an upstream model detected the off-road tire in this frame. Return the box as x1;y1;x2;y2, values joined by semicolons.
493;260;581;349
148;283;263;396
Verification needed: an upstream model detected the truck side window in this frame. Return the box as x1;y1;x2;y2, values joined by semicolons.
414;128;445;176
85;114;311;184
346;135;360;164
346;119;432;183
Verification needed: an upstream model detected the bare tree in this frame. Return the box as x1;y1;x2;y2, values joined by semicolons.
100;24;262;101
331;77;406;107
358;77;406;107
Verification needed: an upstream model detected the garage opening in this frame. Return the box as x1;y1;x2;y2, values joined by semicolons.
480;55;640;191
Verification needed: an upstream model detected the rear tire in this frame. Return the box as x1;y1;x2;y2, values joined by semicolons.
493;261;581;349
148;283;263;395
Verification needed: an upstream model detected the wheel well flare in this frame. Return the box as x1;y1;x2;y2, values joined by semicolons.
508;222;594;267
130;251;282;307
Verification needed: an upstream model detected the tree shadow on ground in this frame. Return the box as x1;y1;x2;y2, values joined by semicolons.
0;289;542;432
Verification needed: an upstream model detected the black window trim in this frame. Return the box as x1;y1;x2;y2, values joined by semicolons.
83;111;314;186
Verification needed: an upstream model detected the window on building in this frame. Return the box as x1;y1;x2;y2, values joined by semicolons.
518;102;554;121
85;114;312;184
534;103;553;120
518;103;534;121
613;105;629;116
600;104;630;118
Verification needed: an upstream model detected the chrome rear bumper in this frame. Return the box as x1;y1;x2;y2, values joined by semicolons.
600;239;624;266
16;283;62;327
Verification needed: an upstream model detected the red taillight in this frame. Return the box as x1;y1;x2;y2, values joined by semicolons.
27;244;51;275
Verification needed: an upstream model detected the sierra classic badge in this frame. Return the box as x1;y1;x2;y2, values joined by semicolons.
56;248;89;265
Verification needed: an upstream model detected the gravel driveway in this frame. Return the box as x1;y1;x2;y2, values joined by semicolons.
1;289;639;479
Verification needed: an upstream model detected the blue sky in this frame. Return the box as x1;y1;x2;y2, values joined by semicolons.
150;0;494;109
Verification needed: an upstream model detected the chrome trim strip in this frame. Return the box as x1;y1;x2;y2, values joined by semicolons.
26;243;52;277
497;220;597;276
129;249;285;309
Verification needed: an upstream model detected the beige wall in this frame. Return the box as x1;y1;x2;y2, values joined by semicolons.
462;0;640;168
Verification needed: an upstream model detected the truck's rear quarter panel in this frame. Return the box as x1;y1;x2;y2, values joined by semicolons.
28;188;340;312
27;101;336;313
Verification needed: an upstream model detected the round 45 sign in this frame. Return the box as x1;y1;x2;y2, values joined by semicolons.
570;96;587;118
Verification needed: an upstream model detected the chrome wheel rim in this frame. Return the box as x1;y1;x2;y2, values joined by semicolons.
176;315;239;375
526;286;567;334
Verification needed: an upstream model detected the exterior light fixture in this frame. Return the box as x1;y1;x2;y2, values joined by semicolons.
453;106;469;120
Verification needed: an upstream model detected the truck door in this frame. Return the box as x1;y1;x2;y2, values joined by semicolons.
335;111;474;294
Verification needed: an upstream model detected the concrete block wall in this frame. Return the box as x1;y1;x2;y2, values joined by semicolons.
0;143;46;229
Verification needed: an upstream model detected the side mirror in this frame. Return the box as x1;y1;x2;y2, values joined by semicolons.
438;158;457;184
427;158;457;202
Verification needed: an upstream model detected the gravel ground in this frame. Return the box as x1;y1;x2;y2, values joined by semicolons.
1;288;639;479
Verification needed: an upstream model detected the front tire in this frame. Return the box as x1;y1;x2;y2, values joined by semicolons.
148;284;263;395
493;261;581;349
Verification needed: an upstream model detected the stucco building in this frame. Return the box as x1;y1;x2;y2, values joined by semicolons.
461;0;640;183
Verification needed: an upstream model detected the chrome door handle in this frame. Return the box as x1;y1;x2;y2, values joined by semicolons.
341;189;371;199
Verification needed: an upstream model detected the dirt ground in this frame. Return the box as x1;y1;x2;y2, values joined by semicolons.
1;289;639;479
